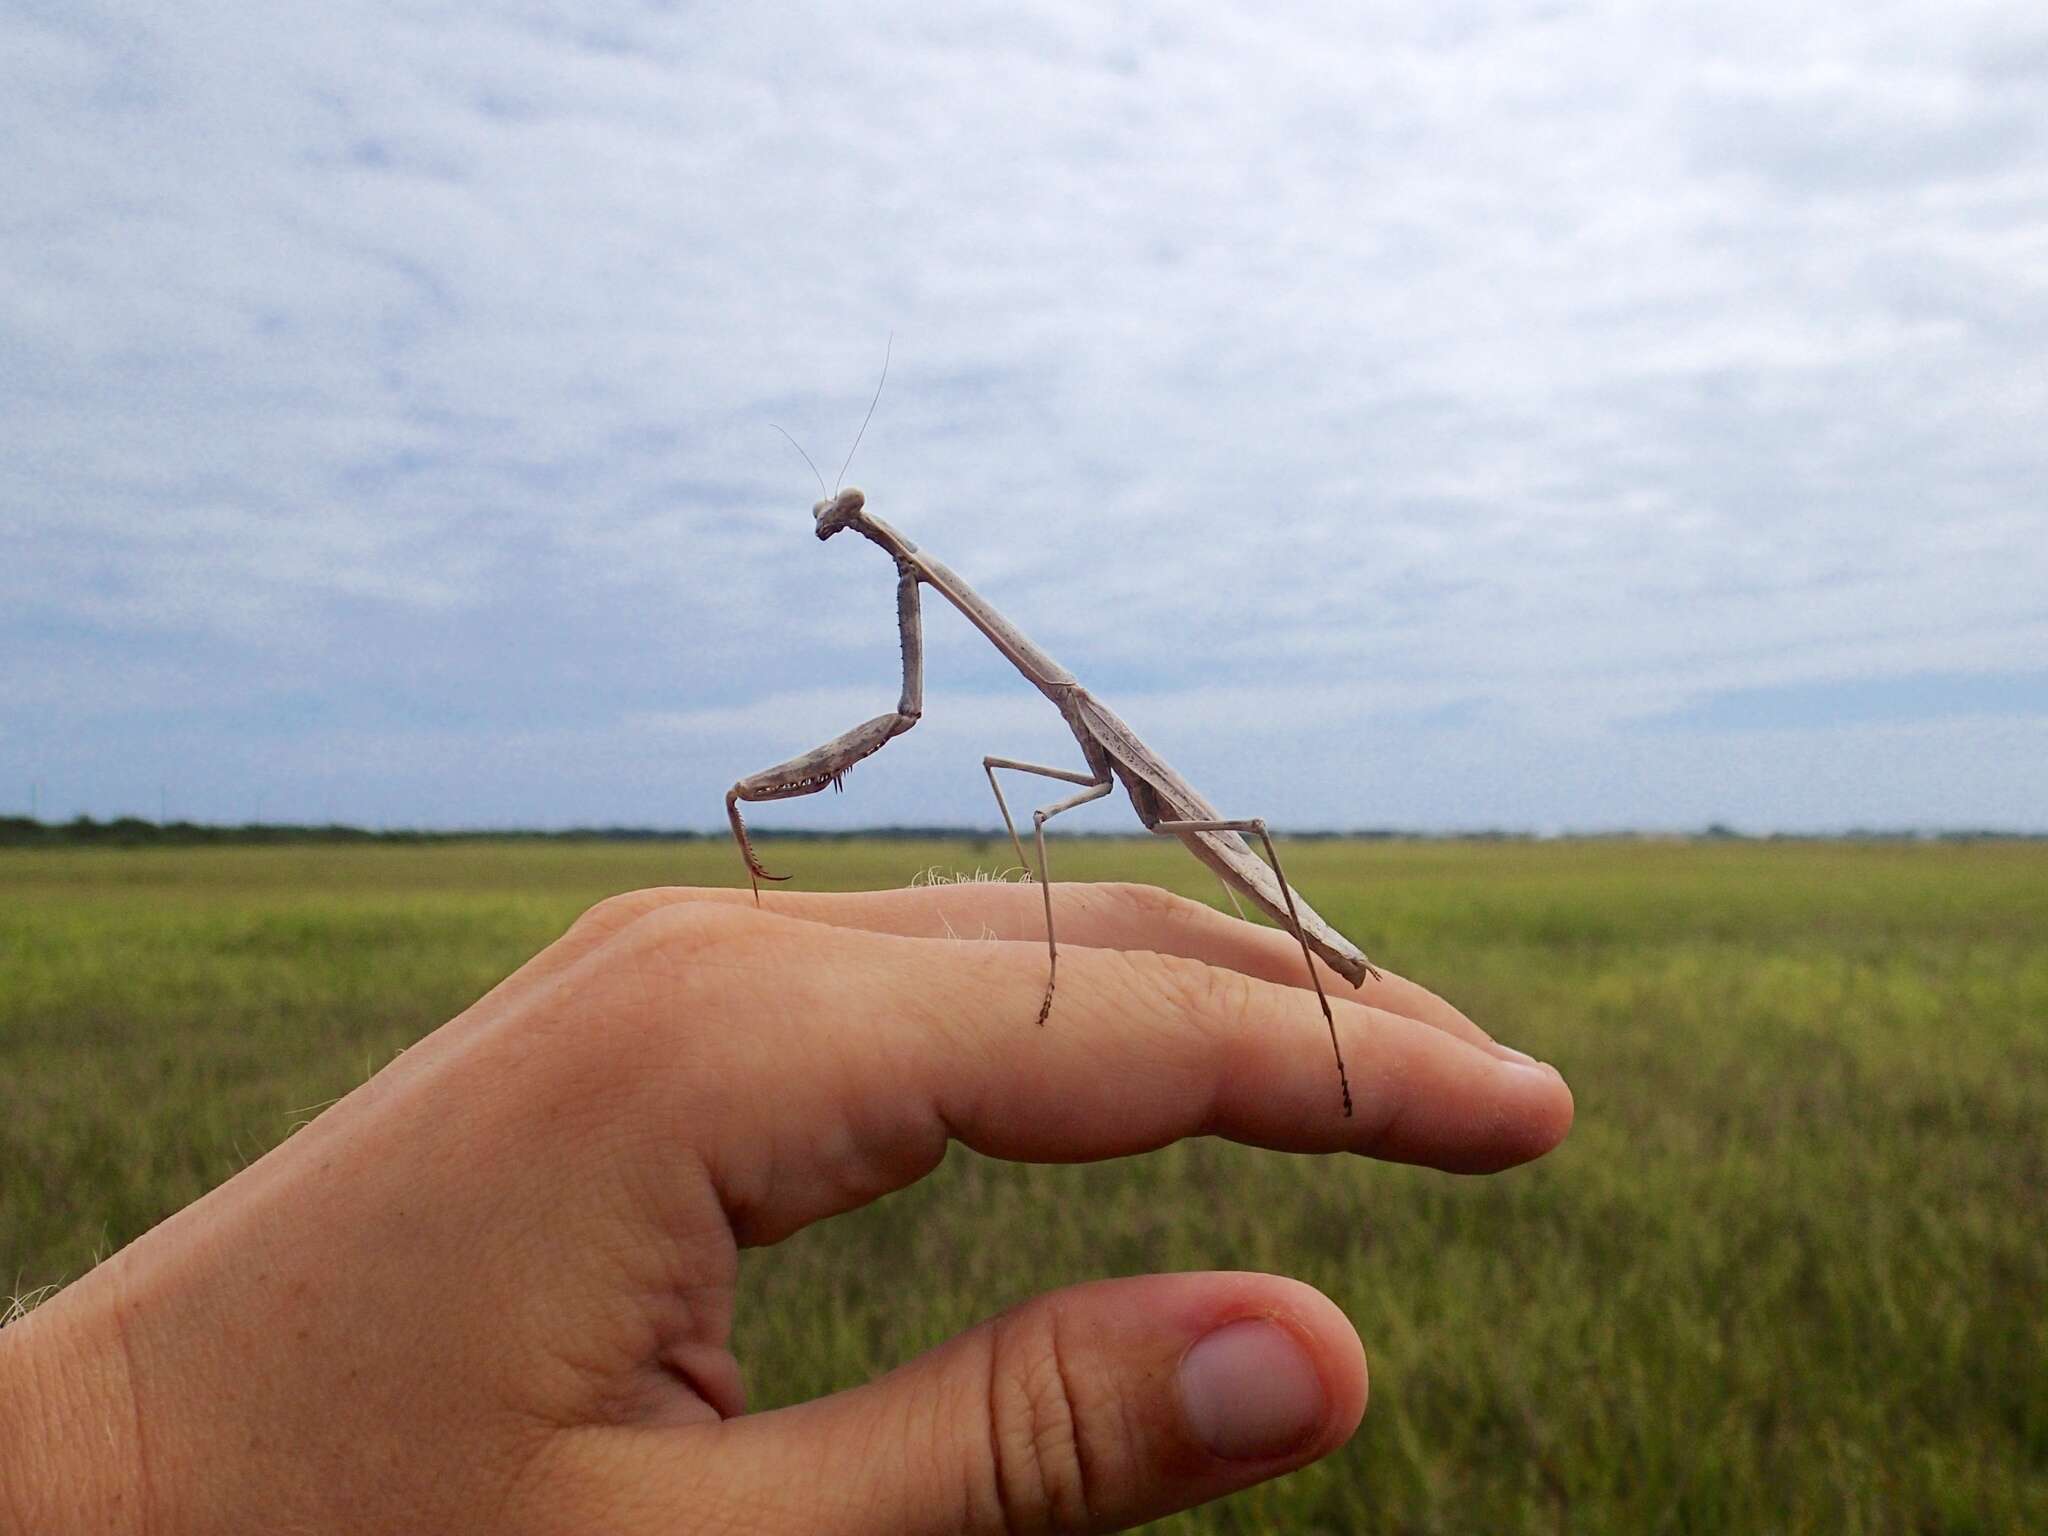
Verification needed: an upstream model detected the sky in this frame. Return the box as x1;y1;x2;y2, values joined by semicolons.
3;0;2045;834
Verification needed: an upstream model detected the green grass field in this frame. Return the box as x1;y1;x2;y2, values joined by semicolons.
3;838;2043;1532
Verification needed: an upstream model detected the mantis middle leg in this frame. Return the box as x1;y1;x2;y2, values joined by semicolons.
725;566;924;899
1154;816;1355;1118
982;756;1114;1026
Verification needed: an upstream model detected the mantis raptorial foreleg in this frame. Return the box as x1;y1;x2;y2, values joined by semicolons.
983;758;1114;1025
725;566;924;899
1154;816;1355;1118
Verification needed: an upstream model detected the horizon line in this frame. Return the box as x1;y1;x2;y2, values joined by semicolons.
3;815;2044;845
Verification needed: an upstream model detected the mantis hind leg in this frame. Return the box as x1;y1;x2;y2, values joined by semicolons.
1153;816;1355;1119
981;758;1113;1025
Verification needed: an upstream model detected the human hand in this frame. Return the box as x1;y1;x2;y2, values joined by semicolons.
1;882;1572;1534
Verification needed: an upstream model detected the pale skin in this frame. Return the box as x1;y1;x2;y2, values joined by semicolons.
0;880;1571;1535
729;487;1379;1115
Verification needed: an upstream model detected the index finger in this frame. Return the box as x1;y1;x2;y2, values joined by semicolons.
543;881;1522;1058
590;904;1573;1248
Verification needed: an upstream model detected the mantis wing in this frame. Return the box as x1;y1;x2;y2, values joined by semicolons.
1065;691;1377;988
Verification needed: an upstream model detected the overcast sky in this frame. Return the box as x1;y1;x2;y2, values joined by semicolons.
4;1;2044;834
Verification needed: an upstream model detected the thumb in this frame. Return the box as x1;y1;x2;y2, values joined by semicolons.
592;1272;1367;1535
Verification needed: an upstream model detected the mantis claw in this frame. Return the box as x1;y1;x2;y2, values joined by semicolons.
726;793;793;890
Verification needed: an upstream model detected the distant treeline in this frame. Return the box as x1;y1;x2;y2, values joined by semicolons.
0;816;720;848
1;816;2040;848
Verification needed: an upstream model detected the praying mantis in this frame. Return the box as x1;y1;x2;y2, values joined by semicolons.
725;486;1380;1118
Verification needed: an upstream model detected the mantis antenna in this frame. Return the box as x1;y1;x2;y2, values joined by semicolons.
771;425;827;498
835;332;892;494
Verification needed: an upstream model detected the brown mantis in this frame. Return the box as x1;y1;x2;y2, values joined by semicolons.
725;486;1381;1118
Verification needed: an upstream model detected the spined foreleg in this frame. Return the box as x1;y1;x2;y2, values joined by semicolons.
725;566;924;897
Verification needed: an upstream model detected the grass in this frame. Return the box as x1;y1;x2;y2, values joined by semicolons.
3;838;2044;1532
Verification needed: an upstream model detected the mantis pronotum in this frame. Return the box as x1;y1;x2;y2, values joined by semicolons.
725;487;1380;1118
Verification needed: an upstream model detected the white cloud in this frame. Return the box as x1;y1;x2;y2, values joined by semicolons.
2;0;2043;829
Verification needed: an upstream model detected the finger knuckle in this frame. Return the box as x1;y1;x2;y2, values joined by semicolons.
518;901;779;1124
1148;947;1259;1036
982;1306;1101;1534
613;899;771;976
555;902;776;1044
1098;880;1205;931
560;887;687;948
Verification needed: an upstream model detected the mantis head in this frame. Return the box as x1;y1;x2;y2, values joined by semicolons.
813;486;866;540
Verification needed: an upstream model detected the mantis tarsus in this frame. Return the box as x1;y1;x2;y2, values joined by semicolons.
725;487;1379;1117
